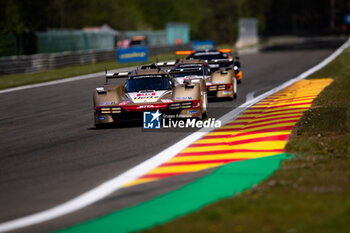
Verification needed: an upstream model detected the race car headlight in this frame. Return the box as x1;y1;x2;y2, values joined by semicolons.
167;101;193;110
208;84;232;91
234;66;238;70
168;103;181;110
98;107;122;114
181;102;192;109
111;107;122;113
218;84;227;90
100;107;111;114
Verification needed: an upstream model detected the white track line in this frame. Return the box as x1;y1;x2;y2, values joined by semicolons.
245;90;257;102
0;38;349;232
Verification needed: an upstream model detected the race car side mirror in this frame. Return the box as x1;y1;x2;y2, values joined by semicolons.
184;79;195;89
184;79;191;85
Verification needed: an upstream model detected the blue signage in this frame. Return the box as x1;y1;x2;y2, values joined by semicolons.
117;47;148;63
192;40;215;50
345;14;350;25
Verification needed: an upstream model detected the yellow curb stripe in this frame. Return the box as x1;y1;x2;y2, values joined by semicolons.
148;163;224;174
125;79;333;187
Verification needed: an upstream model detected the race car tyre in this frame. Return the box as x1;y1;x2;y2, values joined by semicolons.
201;109;208;119
200;94;208;119
228;93;237;101
229;79;237;101
95;123;109;129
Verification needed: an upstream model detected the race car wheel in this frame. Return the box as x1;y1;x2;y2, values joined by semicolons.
229;79;237;101
201;109;208;119
200;94;208;119
200;109;208;119
95;123;107;129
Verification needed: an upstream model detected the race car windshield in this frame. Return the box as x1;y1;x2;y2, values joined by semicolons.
126;77;171;92
190;52;227;61
174;71;204;78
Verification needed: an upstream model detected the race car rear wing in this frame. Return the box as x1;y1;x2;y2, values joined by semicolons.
169;67;206;87
219;49;232;54
207;58;233;63
175;50;195;55
155;61;177;67
105;71;131;84
175;49;232;56
169;67;203;74
141;61;177;71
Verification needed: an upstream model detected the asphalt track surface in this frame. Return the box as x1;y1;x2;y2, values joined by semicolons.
0;40;344;233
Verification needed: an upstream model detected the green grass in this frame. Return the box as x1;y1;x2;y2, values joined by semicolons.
140;48;350;233
0;53;177;90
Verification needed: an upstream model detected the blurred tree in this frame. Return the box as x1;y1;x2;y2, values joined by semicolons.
0;0;25;34
1;0;349;52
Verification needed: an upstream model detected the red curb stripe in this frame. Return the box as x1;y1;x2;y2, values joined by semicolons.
257;98;315;105
202;125;295;139
258;95;317;103
215;119;298;132
249;102;312;110
161;158;247;166
177;149;284;157
226;116;301;126
141;172;187;179
190;134;290;147
240;107;309;115
261;94;317;100
235;112;303;121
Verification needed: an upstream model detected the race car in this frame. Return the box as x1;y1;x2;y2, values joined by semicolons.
171;59;211;84
170;58;237;100
207;68;237;99
176;49;243;84
93;67;208;127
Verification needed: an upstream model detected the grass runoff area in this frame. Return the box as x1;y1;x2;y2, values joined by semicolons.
139;49;350;232
0;53;178;90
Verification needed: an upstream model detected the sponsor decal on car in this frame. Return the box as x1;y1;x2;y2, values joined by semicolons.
97;116;106;120
99;101;115;106
118;101;130;106
176;96;193;100
134;96;159;100
136;92;156;97
188;109;199;115
209;64;220;68
161;99;173;103
137;105;155;109
129;91;166;103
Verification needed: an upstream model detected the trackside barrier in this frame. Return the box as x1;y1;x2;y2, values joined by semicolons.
0;44;191;76
236;18;258;48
